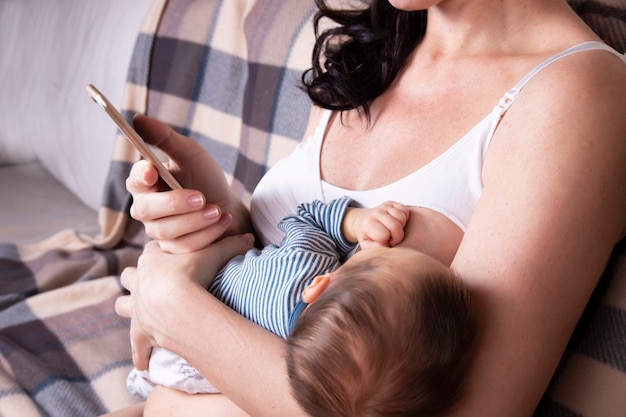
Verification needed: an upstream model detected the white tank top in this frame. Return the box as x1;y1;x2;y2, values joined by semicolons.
251;41;625;246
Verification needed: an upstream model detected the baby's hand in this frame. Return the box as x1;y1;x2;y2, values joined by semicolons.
343;201;409;249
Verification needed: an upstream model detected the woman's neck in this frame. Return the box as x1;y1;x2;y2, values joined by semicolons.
421;0;580;58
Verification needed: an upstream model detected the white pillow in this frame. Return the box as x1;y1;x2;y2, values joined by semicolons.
0;0;153;210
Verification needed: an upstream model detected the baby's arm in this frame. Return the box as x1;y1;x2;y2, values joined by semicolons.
342;201;409;249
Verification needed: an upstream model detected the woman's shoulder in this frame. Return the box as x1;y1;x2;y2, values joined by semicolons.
483;39;626;235
536;42;624;134
537;40;624;102
497;41;626;146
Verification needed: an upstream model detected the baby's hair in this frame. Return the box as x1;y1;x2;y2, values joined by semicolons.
287;255;476;417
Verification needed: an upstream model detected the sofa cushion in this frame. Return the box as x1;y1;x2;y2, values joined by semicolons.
0;0;153;210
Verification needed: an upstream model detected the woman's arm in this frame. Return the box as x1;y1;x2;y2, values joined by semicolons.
116;240;308;417
153;289;305;416
120;106;329;416
448;51;626;417
144;386;249;417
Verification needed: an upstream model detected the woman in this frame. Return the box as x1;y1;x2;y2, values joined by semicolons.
115;0;626;416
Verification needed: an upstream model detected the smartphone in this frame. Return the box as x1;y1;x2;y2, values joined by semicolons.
86;84;183;190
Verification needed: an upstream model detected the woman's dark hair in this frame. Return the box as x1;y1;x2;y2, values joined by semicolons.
302;0;427;121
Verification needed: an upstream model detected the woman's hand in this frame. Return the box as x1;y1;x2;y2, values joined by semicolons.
127;115;251;253
115;234;254;370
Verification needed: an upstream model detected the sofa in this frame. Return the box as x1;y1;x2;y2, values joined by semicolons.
0;0;624;416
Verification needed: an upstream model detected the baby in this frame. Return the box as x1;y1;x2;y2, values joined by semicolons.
288;245;475;417
127;197;476;416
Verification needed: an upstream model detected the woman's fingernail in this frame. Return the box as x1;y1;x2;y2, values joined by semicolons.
188;194;205;208
203;206;221;220
219;213;233;226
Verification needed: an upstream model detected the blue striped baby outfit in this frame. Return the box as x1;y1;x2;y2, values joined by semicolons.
209;197;356;338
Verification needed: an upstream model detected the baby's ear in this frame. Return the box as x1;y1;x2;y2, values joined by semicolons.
302;274;332;303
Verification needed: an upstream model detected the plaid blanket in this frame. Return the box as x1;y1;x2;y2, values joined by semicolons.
0;0;315;415
0;0;624;416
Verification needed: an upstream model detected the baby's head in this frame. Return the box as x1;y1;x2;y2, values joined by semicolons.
286;247;476;417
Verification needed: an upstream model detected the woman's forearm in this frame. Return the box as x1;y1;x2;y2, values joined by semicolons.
158;283;307;417
144;386;250;417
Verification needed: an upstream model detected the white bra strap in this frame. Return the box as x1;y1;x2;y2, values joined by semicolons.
497;41;625;111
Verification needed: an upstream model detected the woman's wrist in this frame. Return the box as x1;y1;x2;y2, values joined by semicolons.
148;277;208;352
224;190;254;236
